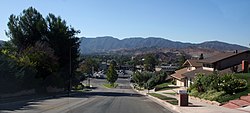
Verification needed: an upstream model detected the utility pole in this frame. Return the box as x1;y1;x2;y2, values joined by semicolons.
68;40;72;94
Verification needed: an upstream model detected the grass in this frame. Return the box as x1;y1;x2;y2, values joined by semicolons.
154;82;178;91
148;93;178;105
164;92;177;96
168;100;178;105
103;83;118;88
135;87;144;91
156;82;171;88
157;87;178;91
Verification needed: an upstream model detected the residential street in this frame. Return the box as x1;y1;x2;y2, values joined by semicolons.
0;78;174;113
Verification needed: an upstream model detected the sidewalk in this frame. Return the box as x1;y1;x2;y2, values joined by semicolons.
156;90;246;113
131;84;247;113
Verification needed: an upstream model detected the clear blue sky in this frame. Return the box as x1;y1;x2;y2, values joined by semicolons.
0;0;250;46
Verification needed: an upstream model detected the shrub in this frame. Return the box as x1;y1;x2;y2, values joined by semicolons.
189;88;200;97
73;84;84;90
200;90;225;101
190;74;247;94
216;94;236;103
219;74;247;94
189;73;248;103
191;74;204;92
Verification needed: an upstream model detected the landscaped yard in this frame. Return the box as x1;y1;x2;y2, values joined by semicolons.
103;83;118;88
164;92;177;96
189;73;250;103
154;82;178;91
148;93;178;105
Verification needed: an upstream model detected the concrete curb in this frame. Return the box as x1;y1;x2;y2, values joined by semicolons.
130;83;180;113
147;94;181;113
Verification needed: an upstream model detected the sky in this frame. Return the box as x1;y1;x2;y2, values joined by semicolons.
0;0;250;47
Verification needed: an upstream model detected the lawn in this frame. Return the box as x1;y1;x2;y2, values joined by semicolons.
148;93;178;105
154;82;178;91
103;83;118;88
164;92;177;96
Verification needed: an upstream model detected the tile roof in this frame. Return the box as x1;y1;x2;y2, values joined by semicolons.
183;59;203;67
170;68;188;80
183;68;213;79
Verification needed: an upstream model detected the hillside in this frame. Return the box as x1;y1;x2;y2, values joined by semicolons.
80;37;248;54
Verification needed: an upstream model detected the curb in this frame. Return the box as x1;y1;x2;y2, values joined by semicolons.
147;94;181;113
130;83;180;113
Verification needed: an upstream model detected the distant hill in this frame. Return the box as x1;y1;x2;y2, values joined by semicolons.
80;37;249;54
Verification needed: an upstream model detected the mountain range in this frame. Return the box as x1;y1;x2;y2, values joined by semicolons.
1;38;248;55
80;36;248;54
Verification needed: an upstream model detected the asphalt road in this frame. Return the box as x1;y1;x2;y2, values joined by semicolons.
0;78;174;113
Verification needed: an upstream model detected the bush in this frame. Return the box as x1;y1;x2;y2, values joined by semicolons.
200;90;225;101
189;89;200;97
171;79;176;85
132;71;170;90
0;53;39;94
73;84;84;90
216;94;236;103
219;74;247;94
190;74;247;94
189;73;248;103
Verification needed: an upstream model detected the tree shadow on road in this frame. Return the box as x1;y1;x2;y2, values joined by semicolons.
83;91;143;97
0;91;143;112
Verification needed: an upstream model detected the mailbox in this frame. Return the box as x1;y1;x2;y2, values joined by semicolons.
178;90;188;106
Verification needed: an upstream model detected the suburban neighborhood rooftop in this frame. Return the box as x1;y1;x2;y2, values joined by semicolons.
199;50;250;64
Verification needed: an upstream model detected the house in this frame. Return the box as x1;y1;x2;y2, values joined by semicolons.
171;59;204;87
155;64;177;73
99;62;108;71
182;59;203;71
170;68;188;86
171;50;250;87
199;50;250;72
135;65;144;72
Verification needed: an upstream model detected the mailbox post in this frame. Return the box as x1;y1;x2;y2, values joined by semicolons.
178;90;188;106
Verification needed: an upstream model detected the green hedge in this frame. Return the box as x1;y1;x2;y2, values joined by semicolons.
189;73;249;103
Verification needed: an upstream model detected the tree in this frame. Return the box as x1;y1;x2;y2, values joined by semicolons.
79;58;98;74
132;71;154;89
199;53;204;60
0;49;39;94
6;7;47;51
46;13;81;89
5;7;81;91
22;41;58;80
110;60;117;67
178;55;186;69
106;64;118;86
144;54;157;71
132;71;144;88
